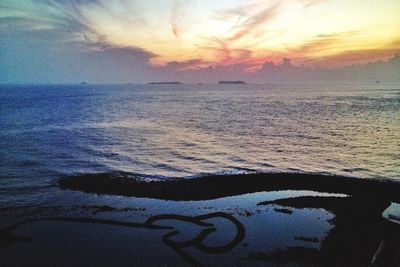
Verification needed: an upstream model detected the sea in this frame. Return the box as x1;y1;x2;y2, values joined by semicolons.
0;83;399;208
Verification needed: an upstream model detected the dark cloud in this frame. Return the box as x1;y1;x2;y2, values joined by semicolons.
87;43;158;63
0;22;159;83
0;0;160;83
254;54;400;83
161;59;210;71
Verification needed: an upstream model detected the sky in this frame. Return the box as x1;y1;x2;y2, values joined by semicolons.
0;0;399;83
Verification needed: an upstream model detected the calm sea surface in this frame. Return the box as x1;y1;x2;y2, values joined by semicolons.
0;83;399;206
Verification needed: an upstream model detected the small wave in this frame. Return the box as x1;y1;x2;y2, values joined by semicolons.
226;166;258;173
260;162;275;168
17;160;42;167
168;151;217;165
341;167;369;173
228;156;248;163
152;163;188;173
0;184;54;193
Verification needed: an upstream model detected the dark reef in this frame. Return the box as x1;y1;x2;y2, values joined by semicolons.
59;172;400;201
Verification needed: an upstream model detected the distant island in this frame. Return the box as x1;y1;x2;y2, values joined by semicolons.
148;82;182;84
218;81;246;84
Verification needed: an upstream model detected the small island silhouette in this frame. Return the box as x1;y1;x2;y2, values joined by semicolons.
148;81;182;84
218;81;246;84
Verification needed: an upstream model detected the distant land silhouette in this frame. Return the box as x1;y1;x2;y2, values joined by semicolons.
218;81;246;84
148;82;182;85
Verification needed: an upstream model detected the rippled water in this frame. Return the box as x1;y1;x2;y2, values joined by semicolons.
0;83;399;194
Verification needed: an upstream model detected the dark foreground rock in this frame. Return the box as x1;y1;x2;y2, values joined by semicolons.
257;195;400;266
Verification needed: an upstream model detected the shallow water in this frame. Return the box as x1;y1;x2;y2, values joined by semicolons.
0;83;399;206
0;190;340;266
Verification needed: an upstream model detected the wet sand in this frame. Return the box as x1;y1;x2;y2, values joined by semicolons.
1;172;400;266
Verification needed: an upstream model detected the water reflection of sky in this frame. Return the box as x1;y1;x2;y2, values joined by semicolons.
0;83;399;205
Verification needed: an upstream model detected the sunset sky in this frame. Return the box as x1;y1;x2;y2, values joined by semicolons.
1;0;399;83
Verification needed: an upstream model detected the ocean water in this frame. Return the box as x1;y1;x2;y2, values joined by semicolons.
0;83;399;205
